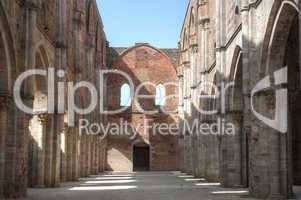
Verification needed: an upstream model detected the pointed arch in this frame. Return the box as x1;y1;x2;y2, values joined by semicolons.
155;83;166;106
252;1;299;198
120;83;131;107
260;0;299;77
118;43;176;70
227;46;243;111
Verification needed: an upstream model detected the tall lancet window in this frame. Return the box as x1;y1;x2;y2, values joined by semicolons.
155;84;166;106
120;83;131;107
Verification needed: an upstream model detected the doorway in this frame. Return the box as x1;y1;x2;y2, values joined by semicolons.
133;145;150;171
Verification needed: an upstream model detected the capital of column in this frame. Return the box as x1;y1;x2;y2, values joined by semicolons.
23;0;40;11
178;73;184;78
55;40;67;49
37;113;48;124
73;11;83;26
199;17;210;29
0;95;14;108
191;44;198;53
183;61;191;68
86;35;95;49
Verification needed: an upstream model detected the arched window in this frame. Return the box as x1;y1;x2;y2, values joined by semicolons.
155;84;166;106
120;83;131;107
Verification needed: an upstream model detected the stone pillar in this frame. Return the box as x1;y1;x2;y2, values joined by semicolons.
197;129;206;178
4;98;16;197
66;128;73;181
0;97;9;198
215;0;226;186
30;114;47;187
95;137;100;174
44;115;53;187
87;135;91;175
60;125;67;182
177;68;185;172
80;133;86;177
71;128;80;181
53;0;67;186
221;110;243;187
83;134;89;176
91;137;97;174
23;0;38;191
240;0;251;188
51;114;62;187
99;138;103;173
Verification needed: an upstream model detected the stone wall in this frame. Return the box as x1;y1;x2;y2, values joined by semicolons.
0;0;108;198
178;0;301;199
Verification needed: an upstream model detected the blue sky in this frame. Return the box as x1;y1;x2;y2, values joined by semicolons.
96;0;189;48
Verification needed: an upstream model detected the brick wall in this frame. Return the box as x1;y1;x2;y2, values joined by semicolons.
106;44;179;172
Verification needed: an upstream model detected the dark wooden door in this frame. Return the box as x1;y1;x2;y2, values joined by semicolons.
133;146;150;171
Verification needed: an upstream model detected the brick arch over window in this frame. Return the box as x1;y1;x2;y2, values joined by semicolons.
118;44;176;69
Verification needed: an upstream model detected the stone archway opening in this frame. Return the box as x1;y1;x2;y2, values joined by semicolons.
252;2;300;198
286;16;301;197
223;49;248;188
133;143;150;172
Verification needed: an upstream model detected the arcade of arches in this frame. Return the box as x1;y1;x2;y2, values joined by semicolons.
0;0;300;200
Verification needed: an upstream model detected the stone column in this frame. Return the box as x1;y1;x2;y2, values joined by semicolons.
0;97;9;198
44;115;53;187
240;0;259;196
92;137;97;174
60;125;67;182
66;128;73;181
22;0;38;191
31;114;47;187
215;0;226;185
177;66;185;171
71;128;80;181
95;137;100;174
80;133;86;177
15;99;32;197
51;114;62;187
87;135;91;175
3;98;16;196
221;110;243;187
99;138;104;173
83;134;89;176
53;0;67;186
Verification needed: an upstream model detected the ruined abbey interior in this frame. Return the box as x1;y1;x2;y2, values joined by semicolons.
0;0;300;199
